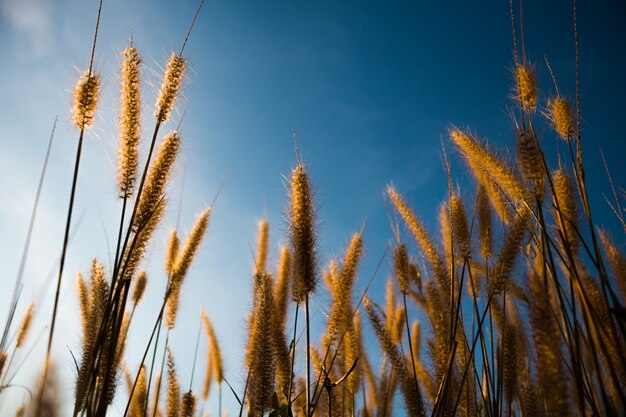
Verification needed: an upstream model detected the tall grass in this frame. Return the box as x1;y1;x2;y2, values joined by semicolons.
0;0;624;416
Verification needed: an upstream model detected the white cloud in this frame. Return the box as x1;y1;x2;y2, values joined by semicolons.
0;0;53;58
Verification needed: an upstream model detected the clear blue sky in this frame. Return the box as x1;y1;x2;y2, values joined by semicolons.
0;0;624;415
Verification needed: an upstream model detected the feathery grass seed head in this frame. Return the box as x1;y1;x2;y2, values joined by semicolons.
553;169;579;256
181;391;196;417
450;128;525;215
201;309;223;383
255;220;269;275
516;127;545;198
290;163;317;303
134;131;180;231
117;45;142;197
388;185;450;304
165;229;180;277
394;243;410;294
131;271;147;306
516;65;537;108
129;366;147;417
477;184;493;259
155;53;186;123
545;96;574;140
171;208;211;284
450;194;471;257
16;303;34;348
166;349;180;417
72;71;100;129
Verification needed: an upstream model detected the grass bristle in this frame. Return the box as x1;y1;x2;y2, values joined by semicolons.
15;303;34;348
290;163;318;303
155;53;186;123
545;96;575;140
72;71;100;130
117;45;142;198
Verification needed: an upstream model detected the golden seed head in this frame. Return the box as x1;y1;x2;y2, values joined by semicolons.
72;71;100;129
255;220;269;275
546;96;574;140
477;184;493;260
408;261;422;293
201;309;224;383
118;45;142;198
124;199;166;281
598;230;626;301
394;243;410;293
181;391;196;417
290;163;317;303
165;229;180;276
131;271;147;306
364;296;424;416
246;272;276;414
165;285;182;330
450;128;525;222
450;194;471;257
387;185;450;304
171;208;211;283
155;53;186;123
16;303;34;348
552;169;578;256
516;65;537;108
134;131;180;231
489;208;529;294
129;366;147;417
166;349;180;417
274;246;291;331
410;320;421;361
516;127;545;198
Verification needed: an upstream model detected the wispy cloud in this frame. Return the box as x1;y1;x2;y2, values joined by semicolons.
0;0;53;58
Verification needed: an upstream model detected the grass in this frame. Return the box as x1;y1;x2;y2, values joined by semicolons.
0;0;625;416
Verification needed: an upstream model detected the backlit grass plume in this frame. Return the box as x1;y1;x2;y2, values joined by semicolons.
123;199;166;281
290;163;318;303
155;53;186;123
516;65;537;109
167;208;211;329
181;390;196;417
598;230;626;302
450;194;470;257
165;229;180;277
553;169;579;256
133;131;180;232
545;96;575;140
516;126;545;199
394;243;410;294
387;185;450;305
131;271;147;307
488;207;529;293
327;232;363;342
364;297;425;417
201;309;223;390
166;349;180;417
117;44;142;198
477;184;493;259
450;128;525;220
15;303;34;348
246;272;276;415
129;366;147;417
72;71;100;130
255;219;269;275
273;247;292;396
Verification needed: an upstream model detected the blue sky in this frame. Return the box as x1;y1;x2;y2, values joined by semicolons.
0;0;625;415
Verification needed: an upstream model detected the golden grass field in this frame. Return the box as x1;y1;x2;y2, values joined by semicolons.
0;0;625;416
